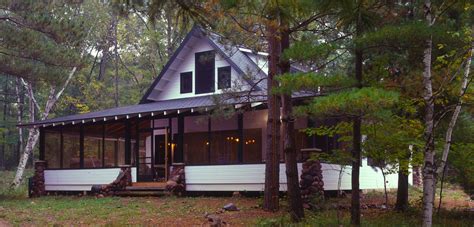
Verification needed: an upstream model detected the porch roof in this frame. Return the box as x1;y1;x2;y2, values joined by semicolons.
19;94;268;128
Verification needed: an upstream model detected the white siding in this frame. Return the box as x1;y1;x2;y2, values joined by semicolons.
44;167;137;191
185;159;412;191
154;38;246;101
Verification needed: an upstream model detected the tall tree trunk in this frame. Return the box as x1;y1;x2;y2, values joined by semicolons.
114;15;120;107
263;20;281;212
1;77;8;170
422;1;435;226
436;31;473;211
351;38;363;227
395;154;410;211
11;67;77;189
280;18;304;222
351;116;362;226
350;7;364;225
437;32;473;179
15;78;24;168
98;15;117;81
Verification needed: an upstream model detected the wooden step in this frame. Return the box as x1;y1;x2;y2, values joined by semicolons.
124;182;167;191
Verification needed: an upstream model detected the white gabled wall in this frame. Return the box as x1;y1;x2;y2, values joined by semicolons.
154;38;245;101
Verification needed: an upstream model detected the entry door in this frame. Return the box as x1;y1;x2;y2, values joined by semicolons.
137;128;169;182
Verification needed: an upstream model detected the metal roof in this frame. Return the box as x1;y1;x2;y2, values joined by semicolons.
19;94;264;128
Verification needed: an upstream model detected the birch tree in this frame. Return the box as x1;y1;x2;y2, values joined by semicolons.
11;69;77;188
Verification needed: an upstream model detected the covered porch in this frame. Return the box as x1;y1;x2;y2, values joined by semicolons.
30;95;315;192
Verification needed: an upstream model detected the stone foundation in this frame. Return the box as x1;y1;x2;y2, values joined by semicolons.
300;160;324;209
93;165;132;196
166;165;185;195
31;160;47;197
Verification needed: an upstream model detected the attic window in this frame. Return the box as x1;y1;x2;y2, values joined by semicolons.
180;72;192;94
218;66;231;89
195;50;215;94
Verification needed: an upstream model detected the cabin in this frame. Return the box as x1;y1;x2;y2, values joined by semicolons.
23;26;411;193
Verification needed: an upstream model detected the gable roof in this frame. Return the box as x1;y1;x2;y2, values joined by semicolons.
140;25;266;104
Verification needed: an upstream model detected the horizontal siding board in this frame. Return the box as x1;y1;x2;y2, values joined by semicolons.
44;167;137;191
185;159;411;191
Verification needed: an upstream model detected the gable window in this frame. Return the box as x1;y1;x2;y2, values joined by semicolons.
218;66;231;89
195;50;215;94
180;72;192;94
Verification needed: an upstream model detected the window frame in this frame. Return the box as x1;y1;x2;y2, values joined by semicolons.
217;66;231;89
180;71;193;94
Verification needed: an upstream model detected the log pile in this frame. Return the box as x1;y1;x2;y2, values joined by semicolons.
93;165;132;196
31;161;47;197
166;165;185;195
300;160;324;209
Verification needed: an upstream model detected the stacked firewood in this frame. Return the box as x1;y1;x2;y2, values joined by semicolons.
300;160;324;209
93;166;132;196
166;165;185;195
31;161;47;197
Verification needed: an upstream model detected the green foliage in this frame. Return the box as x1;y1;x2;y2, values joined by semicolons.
276;72;356;94
296;87;399;118
449;143;474;196
0;0;88;84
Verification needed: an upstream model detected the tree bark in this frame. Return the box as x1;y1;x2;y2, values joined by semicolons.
280;18;304;221
435;31;473;213
263;20;281;212
351;116;362;226
437;32;473;181
395;158;409;211
350;7;364;225
11;67;77;189
422;1;435;226
0;76;8;170
114;14;120;107
15;78;24;168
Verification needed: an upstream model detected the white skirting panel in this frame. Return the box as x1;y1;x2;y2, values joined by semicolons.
185;159;411;191
44;167;137;191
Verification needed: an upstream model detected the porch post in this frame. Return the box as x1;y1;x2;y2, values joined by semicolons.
39;127;45;161
237;113;243;163
124;120;131;165
135;118;139;169
207;116;211;164
60;127;64;168
176;115;184;163
79;125;84;168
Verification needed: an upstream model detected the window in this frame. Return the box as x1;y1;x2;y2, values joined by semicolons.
243;110;266;163
195;51;215;94
218;66;231;89
62;126;80;168
180;72;192;94
103;122;126;167
210;115;239;164
44;130;61;168
83;124;103;168
183;115;209;164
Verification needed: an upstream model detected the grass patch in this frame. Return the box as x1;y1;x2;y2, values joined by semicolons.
0;170;472;226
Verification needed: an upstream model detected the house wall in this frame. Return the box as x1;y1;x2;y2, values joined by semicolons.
44;167;137;191
185;159;412;191
154;38;245;101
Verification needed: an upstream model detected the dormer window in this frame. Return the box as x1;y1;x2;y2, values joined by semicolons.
218;66;231;89
195;50;215;94
180;72;192;94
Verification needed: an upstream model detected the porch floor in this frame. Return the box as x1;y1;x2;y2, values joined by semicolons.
125;182;167;191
